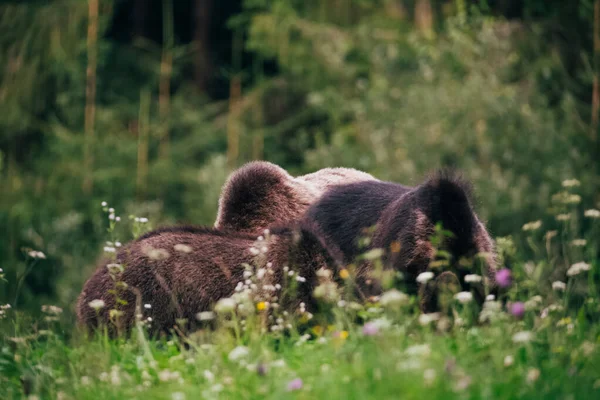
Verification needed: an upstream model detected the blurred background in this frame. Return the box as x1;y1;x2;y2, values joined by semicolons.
0;0;598;314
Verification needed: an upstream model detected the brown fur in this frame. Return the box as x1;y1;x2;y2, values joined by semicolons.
76;226;332;336
214;161;377;235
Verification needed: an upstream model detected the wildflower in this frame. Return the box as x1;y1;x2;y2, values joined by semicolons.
203;370;215;382
143;247;170;260
464;274;482;283
313;281;339;302
453;376;472;392
423;369;436;386
503;355;514;367
524;295;542;310
333;330;349;340
379;289;408;307
174;244;193;253
339;269;350;279
405;344;431;357
316;268;332;279
509;302;525;319
106;263;124;274
287;378;303;391
454;291;473;304
419;313;440;326
139;217;149;223
567;262;591;277
101;201;107;207
522;220;542;231
584;209;600;218
81;376;91;386
256;302;268;311
296;275;307;283
486;294;495;301
214;297;236;313
416;271;434;284
42;305;63;315
556;213;571;221
196;311;215;321
228;346;250;362
256;268;266;280
88;299;105;310
552;281;566;291
571;239;587;247
28;250;46;259
362;322;379;336
103;246;116;253
545;230;558;240
172;393;185;400
526;368;540;383
495;269;512;288
512;331;534;344
562;179;580;188
249;247;260;255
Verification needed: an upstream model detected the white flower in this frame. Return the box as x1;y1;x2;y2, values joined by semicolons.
416;271;434;284
454;291;473;304
215;297;236;313
561;179;580;188
522;220;542;231
101;201;107;207
567;262;591;276
526;368;540;383
228;346;250;362
174;244;193;253
28;250;46;259
103;246;116;253
139;217;149;223
552;281;566;291
256;268;266;280
249;247;260;255
556;213;571;221
405;344;431;357
584;209;600;218
144;303;152;309
172;392;185;400
512;331;534;343
88;299;105;310
571;239;587;247
418;313;440;326
503;355;514;367
379;289;408;307
196;311;215;321
486;294;496;301
464;274;482;283
203;370;215;382
423;369;436;385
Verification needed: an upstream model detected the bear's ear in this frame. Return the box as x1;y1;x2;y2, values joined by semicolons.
214;162;295;233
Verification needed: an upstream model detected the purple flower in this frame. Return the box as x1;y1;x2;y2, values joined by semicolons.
362;322;379;336
510;302;525;319
495;269;512;288
287;378;303;391
257;362;268;376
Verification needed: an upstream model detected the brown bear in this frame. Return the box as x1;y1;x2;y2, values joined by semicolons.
301;170;497;311
214;161;376;235
76;225;333;336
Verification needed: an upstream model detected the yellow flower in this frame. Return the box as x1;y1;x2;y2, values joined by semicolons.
312;325;324;336
339;330;349;340
339;269;350;280
256;301;267;311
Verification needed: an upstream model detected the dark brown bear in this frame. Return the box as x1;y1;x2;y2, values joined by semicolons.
302;170;497;311
214;161;376;235
76;225;332;336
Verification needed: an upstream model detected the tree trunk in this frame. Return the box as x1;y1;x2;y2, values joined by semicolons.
193;0;212;93
83;0;98;195
415;0;434;36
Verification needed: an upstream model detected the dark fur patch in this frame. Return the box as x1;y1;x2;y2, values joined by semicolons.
302;169;497;310
77;225;335;336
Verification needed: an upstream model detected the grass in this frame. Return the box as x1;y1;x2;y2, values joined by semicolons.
1;182;600;399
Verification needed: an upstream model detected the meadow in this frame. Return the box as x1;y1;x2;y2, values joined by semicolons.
1;1;600;398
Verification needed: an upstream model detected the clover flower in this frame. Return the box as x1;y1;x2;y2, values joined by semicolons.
287;378;303;391
495;269;512;288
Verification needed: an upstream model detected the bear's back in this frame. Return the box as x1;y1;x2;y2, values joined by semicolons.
304;180;412;261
